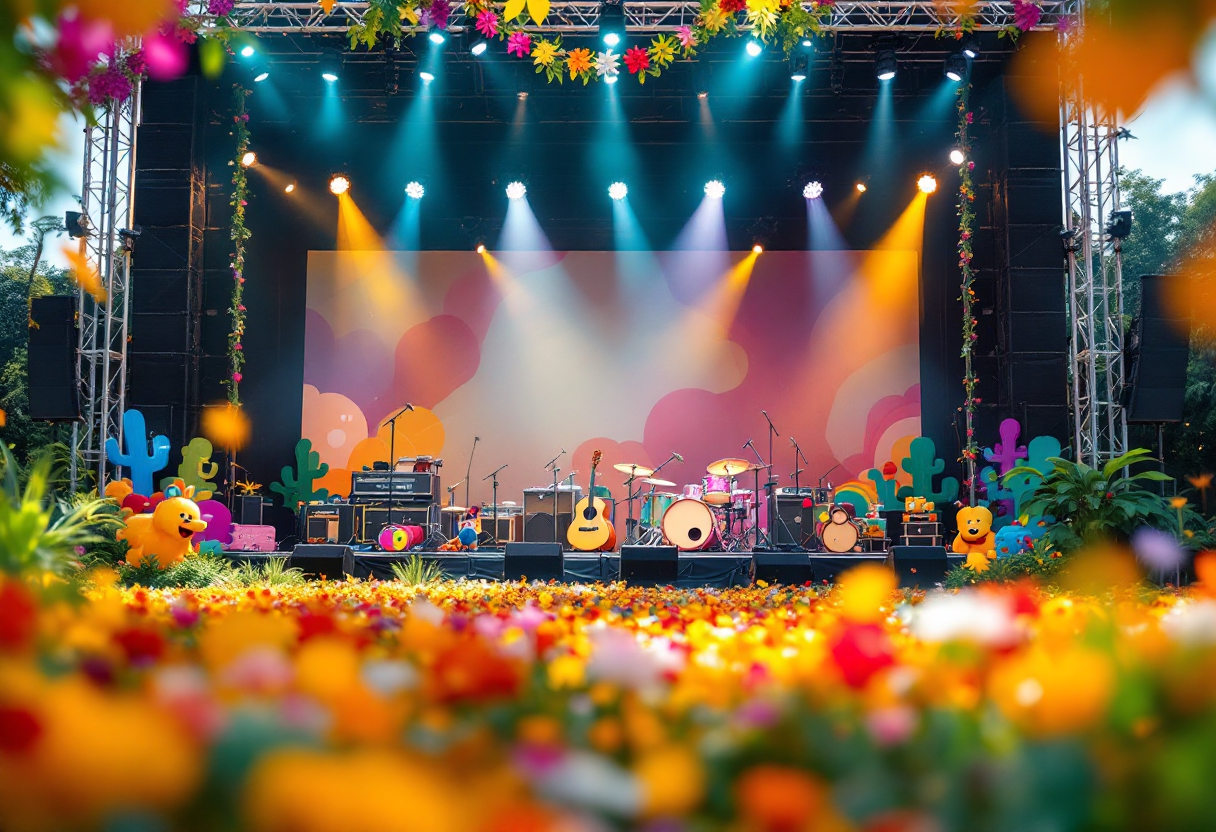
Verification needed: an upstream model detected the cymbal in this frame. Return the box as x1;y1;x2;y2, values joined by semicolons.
707;457;750;477
441;505;467;513
642;477;676;487
614;462;655;478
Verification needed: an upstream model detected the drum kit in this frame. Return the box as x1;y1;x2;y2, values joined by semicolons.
618;457;765;552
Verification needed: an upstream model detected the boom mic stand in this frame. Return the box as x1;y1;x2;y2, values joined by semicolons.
791;437;808;495
383;404;414;526
544;449;565;545
743;439;775;549
464;436;479;515
760;410;783;547
483;464;507;546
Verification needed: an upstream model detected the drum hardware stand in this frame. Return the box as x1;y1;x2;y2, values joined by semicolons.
483;463;508;546
790;437;808;495
635;451;682;546
743;439;775;549
760;410;784;548
622;465;643;544
543;448;565;544
382;403;414;527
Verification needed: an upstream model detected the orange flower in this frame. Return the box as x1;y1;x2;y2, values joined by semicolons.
1188;473;1213;490
735;765;826;832
567;47;592;77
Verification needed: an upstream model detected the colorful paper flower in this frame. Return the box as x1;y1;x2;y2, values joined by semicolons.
208;0;235;15
594;49;620;78
624;46;650;74
475;10;499;37
566;48;592;78
1012;0;1043;31
720;0;747;13
701;4;730;32
507;31;532;58
648;35;676;67
429;0;452;30
676;25;696;50
532;39;559;67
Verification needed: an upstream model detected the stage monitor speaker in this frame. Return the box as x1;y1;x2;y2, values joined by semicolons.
753;552;813;586
1124;274;1190;424
301;503;358;545
361;505;432;544
504;542;564;582
523;512;572;546
234;495;266;526
27;296;80;422
890;545;949;589
288;544;353;579
773;496;816;548
620;545;678;586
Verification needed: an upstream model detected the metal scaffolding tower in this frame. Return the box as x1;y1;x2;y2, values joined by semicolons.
71;88;140;491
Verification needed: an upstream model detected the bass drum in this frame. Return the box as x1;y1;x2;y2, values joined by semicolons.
662;498;720;551
818;505;862;553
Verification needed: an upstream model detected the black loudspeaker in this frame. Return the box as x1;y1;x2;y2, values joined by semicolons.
360;505;431;544
773;496;816;548
620;545;678;586
504;542;564;581
234;495;266;526
753;552;814;586
301;503;359;544
1125;275;1190;423
288;544;354;579
27;296;80;421
890;546;949;589
523;513;572;546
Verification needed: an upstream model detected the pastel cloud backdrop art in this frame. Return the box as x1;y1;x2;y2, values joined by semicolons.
302;250;921;513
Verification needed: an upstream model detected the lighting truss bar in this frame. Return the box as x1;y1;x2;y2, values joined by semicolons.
213;1;1069;34
71;88;139;490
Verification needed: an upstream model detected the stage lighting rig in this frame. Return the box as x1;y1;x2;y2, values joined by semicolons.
251;58;270;83
957;34;978;59
693;58;710;99
608;182;628;201
240;45;255;58
472;39;488;55
605;73;619;84
874;38;897;81
803;181;824;200
752;244;764;254
944;51;969;82
855;182;867;194
329;174;351;195
405;181;425;200
240;151;257;168
319;51;341;83
285;182;296;194
429;30;446;45
949;147;966;165
476;243;487;254
599;0;626;47
704;180;725;199
790;52;809;82
1106;209;1133;240
746;39;763;58
419;71;435;83
506;181;527;200
918;175;938;194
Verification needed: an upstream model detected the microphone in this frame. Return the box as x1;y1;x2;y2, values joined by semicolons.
475;436;480;442
790;437;797;447
405;403;415;411
743;438;754;451
673;452;684;462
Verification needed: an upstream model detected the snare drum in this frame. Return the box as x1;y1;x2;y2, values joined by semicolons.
641;492;678;527
702;474;732;505
662;498;720;551
682;483;704;500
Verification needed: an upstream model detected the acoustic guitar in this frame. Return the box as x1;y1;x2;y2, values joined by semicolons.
567;450;617;552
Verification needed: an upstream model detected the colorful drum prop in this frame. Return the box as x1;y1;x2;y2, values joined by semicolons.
641;492;679;527
378;524;426;552
662;498;720;551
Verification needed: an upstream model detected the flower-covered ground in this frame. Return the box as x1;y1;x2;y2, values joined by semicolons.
4;557;1216;832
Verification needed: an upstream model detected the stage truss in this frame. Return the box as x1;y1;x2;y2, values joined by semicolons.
81;1;1131;479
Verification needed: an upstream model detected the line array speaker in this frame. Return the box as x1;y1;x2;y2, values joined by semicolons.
27;296;80;422
1124;274;1190;423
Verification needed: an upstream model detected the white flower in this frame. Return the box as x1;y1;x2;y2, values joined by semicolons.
531;750;641;816
1162;600;1216;645
909;590;1020;647
595;49;620;78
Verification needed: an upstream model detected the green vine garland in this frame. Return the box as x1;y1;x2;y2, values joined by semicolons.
956;83;979;488
227;84;252;406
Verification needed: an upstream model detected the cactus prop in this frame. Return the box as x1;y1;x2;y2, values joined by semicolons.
161;437;219;497
1003;435;1063;519
104;409;171;498
865;463;899;508
270;438;330;508
979;466;1015;531
895;437;960;504
983;418;1028;476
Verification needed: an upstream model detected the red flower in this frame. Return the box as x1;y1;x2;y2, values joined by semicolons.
0;707;41;755
720;0;747;12
0;579;37;651
624;46;650;74
830;624;895;688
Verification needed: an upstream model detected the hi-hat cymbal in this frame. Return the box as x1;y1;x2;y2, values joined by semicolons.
707;457;750;477
441;505;468;513
614;462;655;478
642;477;676;487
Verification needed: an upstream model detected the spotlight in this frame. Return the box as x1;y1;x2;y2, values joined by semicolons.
790;52;809;82
958;34;978;60
918;175;937;194
405;181;425;200
944;51;969;82
803;181;824;200
251;59;270;83
949;147;966;165
801;38;813;49
608;181;628;201
319;52;341;83
240;151;257;168
285;182;296;194
420;71;435;83
471;39;488;56
704;180;725;199
1106;209;1133;240
855;182;867;193
746;39;762;58
875;48;897;81
240;45;255;58
604;73;619;84
329;174;350;195
476;243;487;254
599;0;625;47
697;90;708;99
517;90;528;100
752;244;764;254
429;31;446;45
506;181;527;200
693;58;709;98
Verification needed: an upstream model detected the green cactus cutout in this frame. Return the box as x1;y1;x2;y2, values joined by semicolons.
979;466;1014;531
894;436;960;504
270;438;330;508
161;437;219;495
1004;435;1063;519
865;468;899;508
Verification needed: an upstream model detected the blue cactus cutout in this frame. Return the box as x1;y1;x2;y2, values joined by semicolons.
161;437;220;495
983;418;1028;476
979;466;1015;531
894;436;960;504
865;468;899;508
104;409;171;497
270;438;330;509
1004;435;1063;519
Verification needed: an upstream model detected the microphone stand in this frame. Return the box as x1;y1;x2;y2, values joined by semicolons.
544;449;565;545
743;439;775;548
760;411;780;547
791;437;808;495
483;464;507;546
383;404;414;526
464;436;479;514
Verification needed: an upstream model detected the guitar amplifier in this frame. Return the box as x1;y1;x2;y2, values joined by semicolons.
523;486;581;545
361;505;435;544
302;503;359;544
350;471;439;502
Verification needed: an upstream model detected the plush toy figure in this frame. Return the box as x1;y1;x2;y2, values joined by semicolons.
953;505;996;572
117;483;208;568
993;515;1053;558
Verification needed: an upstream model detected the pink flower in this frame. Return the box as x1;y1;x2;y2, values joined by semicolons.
87;66;133;105
124;49;147;77
429;0;452;30
234;343;243;351
143;30;189;80
1012;0;1042;31
232;372;243;383
676;25;695;49
507;31;532;58
51;12;115;83
237;304;247;311
208;0;235;15
476;10;500;38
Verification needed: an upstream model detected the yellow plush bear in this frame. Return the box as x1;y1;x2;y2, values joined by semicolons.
952;505;996;572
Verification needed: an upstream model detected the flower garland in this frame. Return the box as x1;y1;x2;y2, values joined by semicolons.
226;84;252;406
956;83;979;488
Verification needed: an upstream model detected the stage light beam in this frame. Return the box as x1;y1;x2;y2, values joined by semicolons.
746;39;762;58
876;48;897;81
240;151;257;168
319;52;341;83
918;174;938;194
330;174;351;195
704;179;725;199
945;51;969;82
599;0;625;47
419;71;435;83
405;181;425;200
252;61;270;83
949;147;966;165
429;31;446;45
240;45;255;58
803;181;824;200
285;182;296;194
752;243;764;254
608;181;628;201
506;181;527;200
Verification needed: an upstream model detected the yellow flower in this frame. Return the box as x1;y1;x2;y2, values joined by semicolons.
836;563;896;624
700;4;729;33
989;646;1114;737
635;745;705;818
532;39;559;67
648;35;677;67
1171;496;1189;509
567;47;592;77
